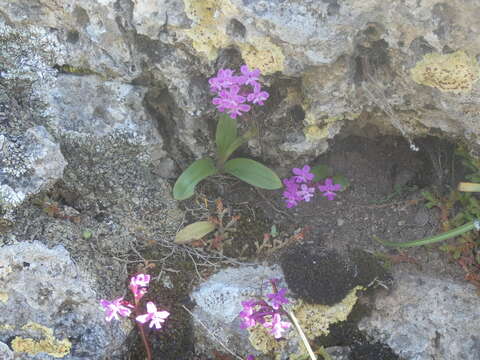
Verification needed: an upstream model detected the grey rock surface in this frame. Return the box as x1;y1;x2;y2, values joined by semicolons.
0;342;13;360
0;126;67;221
191;265;285;357
359;271;480;360
2;0;480;175
0;241;130;359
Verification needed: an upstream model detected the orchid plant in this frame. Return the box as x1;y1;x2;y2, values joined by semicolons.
173;65;282;201
239;279;321;360
283;165;348;208
100;274;169;360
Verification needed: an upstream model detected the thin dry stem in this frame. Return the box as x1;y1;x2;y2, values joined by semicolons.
181;305;243;360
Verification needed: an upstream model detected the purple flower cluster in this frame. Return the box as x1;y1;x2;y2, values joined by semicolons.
209;65;269;119
283;165;342;208
239;282;291;339
100;273;170;330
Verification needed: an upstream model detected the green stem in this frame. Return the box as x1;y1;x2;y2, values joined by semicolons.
375;220;478;248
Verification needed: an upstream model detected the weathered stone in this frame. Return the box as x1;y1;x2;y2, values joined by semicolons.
0;342;14;360
359;271;480;360
0;126;67;221
0;241;130;359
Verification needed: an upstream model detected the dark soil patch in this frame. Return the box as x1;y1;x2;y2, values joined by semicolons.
281;245;390;305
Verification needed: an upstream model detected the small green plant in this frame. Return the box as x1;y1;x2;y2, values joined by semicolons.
173;114;282;200
374;148;480;258
173;65;282;201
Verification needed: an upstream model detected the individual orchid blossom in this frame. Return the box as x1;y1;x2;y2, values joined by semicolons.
318;178;342;201
100;297;132;322
129;273;151;300
209;68;238;93
292;165;314;183
247;82;269;105
136;301;170;329
297;184;315;202
266;288;289;310
240;65;261;86
264;313;291;339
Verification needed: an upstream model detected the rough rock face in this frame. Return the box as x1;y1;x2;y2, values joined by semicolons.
0;241;130;359
191;265;284;358
2;0;480;189
1;0;480;221
0;126;67;222
359;271;480;360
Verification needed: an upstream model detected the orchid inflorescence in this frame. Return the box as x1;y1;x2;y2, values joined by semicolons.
209;65;269;119
100;274;170;330
283;165;342;208
239;279;292;339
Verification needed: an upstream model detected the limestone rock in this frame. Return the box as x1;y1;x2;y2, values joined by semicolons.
191;265;284;357
0;342;14;360
359;272;480;360
0;126;67;221
0;241;130;359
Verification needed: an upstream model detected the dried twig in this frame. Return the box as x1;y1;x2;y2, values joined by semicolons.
181;305;243;360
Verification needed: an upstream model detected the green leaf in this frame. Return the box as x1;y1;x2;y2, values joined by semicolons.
216;114;237;162
311;164;330;182
175;221;216;244
270;224;278;237
224;158;282;190
173;158;217;200
82;230;93;240
218;128;257;165
332;175;350;191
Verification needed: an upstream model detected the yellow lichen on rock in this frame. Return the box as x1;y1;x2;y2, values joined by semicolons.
238;39;285;75
411;51;480;92
292;286;363;339
304;124;329;140
0;324;13;331
248;323;284;356
182;0;285;74
11;322;72;358
303;113;357;141
183;0;236;60
0;291;8;303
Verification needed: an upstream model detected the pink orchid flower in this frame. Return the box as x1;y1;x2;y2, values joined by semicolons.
136;302;170;329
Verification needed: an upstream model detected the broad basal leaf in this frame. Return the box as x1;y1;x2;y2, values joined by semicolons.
216;114;237;162
173;158;217;200
175;221;216;244
332;174;350;191
311;164;330;182
224;158;282;190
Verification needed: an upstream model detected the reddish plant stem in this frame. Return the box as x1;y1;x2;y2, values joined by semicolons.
134;298;153;360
